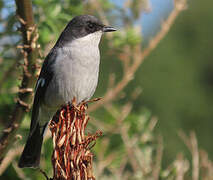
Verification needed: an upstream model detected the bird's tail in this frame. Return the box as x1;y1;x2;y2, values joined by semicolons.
18;124;44;168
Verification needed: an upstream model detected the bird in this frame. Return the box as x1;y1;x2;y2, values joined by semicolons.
18;15;116;168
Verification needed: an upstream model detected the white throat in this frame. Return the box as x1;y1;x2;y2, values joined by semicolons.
71;30;103;48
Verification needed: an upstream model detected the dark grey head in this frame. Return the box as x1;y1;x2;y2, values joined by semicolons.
56;15;116;46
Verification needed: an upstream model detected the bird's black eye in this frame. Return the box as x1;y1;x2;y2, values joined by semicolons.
88;23;94;29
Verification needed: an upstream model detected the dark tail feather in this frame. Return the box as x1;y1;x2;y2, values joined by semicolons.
18;124;43;168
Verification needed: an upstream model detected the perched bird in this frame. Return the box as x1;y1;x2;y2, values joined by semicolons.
18;15;116;168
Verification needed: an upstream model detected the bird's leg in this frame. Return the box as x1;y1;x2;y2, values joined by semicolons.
70;97;80;111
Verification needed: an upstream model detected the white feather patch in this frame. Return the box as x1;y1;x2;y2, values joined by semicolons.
35;78;45;91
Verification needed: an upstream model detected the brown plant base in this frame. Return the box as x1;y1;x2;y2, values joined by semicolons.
49;100;102;180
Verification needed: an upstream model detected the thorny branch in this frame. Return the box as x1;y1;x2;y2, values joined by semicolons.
0;0;40;163
50;100;102;180
88;0;187;112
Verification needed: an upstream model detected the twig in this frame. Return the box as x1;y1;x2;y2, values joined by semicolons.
39;168;51;180
12;161;27;180
152;136;163;180
88;0;187;112
190;132;199;180
178;131;199;180
96;151;117;179
174;153;189;180
0;146;22;175
200;150;213;179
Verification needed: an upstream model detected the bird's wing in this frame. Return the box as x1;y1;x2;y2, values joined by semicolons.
30;49;57;134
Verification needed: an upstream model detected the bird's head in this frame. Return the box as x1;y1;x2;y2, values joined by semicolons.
57;15;116;46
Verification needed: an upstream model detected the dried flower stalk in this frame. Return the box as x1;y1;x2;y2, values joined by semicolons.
49;100;102;180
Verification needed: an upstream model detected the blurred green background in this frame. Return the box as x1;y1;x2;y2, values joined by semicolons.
0;0;213;179
135;0;213;164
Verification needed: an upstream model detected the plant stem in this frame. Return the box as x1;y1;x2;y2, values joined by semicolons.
0;0;39;163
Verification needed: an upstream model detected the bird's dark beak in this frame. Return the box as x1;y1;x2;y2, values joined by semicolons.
103;26;117;32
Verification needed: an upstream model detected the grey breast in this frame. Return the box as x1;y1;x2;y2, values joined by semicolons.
44;31;102;107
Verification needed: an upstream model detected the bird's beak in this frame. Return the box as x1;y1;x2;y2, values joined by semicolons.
102;26;117;32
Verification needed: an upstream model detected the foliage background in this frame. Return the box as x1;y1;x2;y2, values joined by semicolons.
0;0;213;179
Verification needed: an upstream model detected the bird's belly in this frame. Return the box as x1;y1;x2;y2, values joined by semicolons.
44;65;99;107
44;44;100;108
